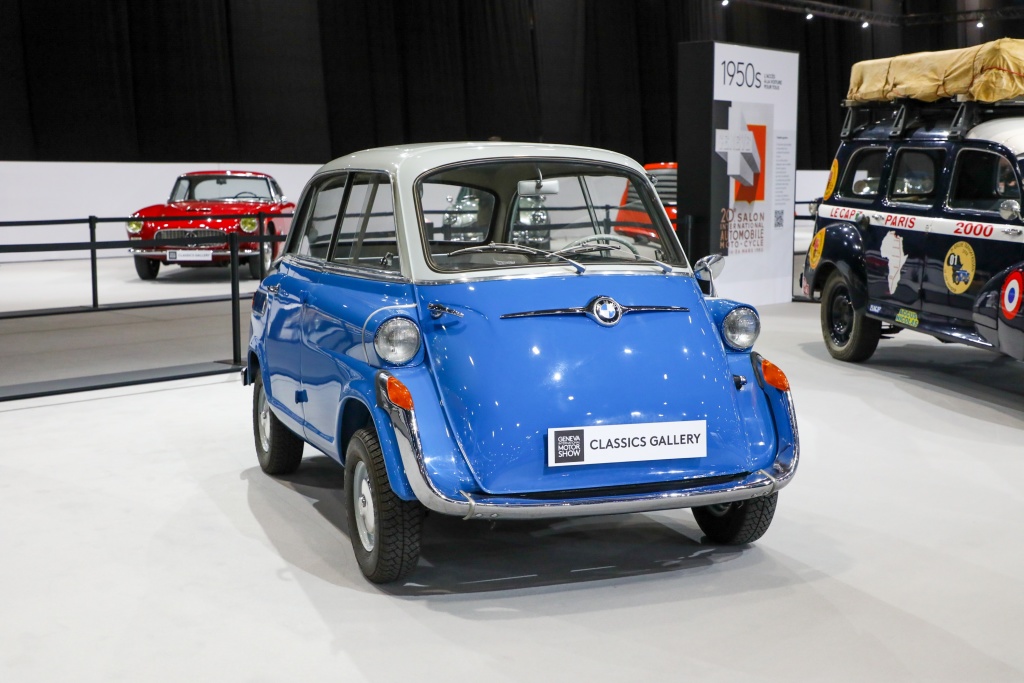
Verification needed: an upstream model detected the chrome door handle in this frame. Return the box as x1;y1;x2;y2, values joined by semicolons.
1002;227;1023;236
266;284;280;294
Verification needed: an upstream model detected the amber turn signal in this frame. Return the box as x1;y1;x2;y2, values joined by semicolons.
387;376;414;410
761;358;790;391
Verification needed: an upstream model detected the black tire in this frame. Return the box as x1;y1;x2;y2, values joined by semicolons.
252;371;304;475
693;493;777;545
248;226;275;280
345;427;424;583
820;269;881;362
134;256;160;280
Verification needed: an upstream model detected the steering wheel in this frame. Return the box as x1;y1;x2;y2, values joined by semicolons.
234;191;259;198
563;233;640;256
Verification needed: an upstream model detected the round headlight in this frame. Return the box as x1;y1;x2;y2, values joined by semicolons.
126;220;143;234
722;307;760;350
239;217;258;233
374;318;420;364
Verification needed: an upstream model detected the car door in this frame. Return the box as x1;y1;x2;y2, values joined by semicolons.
300;172;414;455
869;145;945;313
924;145;1024;322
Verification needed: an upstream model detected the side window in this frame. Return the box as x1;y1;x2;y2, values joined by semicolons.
889;149;943;205
290;174;347;260
331;173;399;271
948;150;1020;212
840;148;887;198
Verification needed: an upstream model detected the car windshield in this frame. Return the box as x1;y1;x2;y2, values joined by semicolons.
417;160;685;272
170;175;273;202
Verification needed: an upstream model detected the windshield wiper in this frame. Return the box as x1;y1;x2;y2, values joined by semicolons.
446;242;586;274
555;242;675;274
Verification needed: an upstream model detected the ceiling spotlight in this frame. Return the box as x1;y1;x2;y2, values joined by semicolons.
806;12;813;20
977;17;984;28
721;0;729;6
861;21;870;28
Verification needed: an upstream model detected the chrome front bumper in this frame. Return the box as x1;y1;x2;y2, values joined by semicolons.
375;371;799;521
129;248;260;258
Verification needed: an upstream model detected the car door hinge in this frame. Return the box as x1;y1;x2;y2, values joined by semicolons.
295;390;308;404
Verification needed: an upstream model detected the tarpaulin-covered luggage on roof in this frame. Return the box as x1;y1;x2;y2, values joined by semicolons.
848;38;1024;103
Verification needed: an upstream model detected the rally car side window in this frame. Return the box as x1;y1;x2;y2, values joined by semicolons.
888;148;944;206
948;149;1020;212
839;147;887;199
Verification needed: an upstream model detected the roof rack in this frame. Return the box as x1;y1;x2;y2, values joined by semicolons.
840;97;1024;140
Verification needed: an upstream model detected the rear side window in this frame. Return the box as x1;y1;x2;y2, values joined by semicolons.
889;149;944;205
840;148;886;198
290;173;348;260
948;149;1020;212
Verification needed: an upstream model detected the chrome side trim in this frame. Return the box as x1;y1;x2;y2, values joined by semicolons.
375;370;799;521
502;302;689;320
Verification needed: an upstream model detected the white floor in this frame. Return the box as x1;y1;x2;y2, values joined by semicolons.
2;302;1023;682
0;256;260;314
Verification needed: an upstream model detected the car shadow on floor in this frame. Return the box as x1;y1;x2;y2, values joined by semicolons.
799;339;1024;424
252;455;750;594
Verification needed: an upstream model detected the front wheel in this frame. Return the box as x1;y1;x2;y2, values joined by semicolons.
345;428;424;583
693;493;777;544
134;256;160;280
252;371;304;475
820;270;881;362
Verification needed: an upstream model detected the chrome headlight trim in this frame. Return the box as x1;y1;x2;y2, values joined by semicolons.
722;306;760;350
373;317;421;365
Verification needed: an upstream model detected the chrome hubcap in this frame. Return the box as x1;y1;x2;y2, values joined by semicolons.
257;386;271;452
352;460;376;552
705;503;734;517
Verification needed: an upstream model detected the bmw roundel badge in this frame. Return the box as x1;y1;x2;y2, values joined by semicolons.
588;296;623;326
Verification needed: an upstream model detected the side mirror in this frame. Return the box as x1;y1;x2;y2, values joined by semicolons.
999;199;1021;222
517;179;560;196
693;254;725;297
693;253;725;281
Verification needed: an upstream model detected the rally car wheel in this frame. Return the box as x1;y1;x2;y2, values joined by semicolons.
344;428;424;583
820;270;880;362
252;371;304;475
134;256;160;280
693;493;777;545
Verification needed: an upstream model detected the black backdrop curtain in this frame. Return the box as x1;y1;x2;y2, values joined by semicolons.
0;0;998;170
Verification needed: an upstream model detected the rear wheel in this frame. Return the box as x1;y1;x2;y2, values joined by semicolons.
134;256;160;280
252;371;304;475
345;427;424;583
820;270;881;362
693;493;777;544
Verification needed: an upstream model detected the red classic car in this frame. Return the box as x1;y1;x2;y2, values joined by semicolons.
617;162;678;243
126;171;295;280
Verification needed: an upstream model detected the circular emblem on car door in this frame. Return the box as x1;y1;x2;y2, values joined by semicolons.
588;296;623;326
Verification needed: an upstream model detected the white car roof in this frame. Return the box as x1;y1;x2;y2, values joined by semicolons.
967;117;1024;157
313;142;647;181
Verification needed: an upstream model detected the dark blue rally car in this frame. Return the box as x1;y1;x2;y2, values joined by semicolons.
803;98;1024;362
245;142;798;583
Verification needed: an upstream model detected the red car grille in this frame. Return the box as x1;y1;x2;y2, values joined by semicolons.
154;228;227;248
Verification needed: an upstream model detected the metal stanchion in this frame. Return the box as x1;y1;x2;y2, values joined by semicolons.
229;233;242;366
89;216;99;308
257;212;267;279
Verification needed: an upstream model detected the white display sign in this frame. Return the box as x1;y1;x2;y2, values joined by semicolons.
547;420;707;467
711;42;799;305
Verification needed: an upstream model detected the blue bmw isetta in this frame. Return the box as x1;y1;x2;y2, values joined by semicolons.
246;142;798;583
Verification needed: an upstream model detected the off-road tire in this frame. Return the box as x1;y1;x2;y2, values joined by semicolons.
820;270;881;362
693;493;777;545
252;371;304;475
134;256;160;280
345;428;424;583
